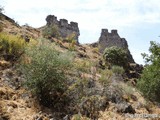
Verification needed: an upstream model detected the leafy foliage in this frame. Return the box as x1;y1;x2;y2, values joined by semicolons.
99;69;112;85
0;33;26;60
65;33;76;43
21;39;73;107
141;41;160;64
42;25;60;39
74;59;92;73
92;47;99;54
112;65;125;75
103;46;128;69
137;41;160;102
65;33;77;51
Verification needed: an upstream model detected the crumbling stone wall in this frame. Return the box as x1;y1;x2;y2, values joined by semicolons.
46;15;80;43
98;29;135;63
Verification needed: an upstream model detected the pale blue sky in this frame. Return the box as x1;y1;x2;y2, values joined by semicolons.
1;0;160;64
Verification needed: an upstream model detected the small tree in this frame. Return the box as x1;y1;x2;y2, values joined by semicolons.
21;39;73;107
42;25;60;39
137;41;160;102
103;46;128;69
0;33;26;60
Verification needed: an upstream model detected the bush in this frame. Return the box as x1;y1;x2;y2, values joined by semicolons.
74;59;92;73
79;95;107;119
21;39;73;107
42;25;60;39
65;33;76;43
72;114;90;120
137;41;160;102
0;33;26;60
112;65;125;75
67;40;76;51
99;69;112;85
65;33;77;51
92;47;99;54
103;46;128;69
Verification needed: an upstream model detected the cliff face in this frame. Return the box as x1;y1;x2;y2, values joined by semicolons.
98;29;135;63
46;15;80;43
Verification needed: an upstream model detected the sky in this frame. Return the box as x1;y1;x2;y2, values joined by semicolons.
0;0;160;64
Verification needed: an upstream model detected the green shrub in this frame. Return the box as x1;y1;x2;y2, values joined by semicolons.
99;69;112;85
0;33;26;60
79;96;104;119
21;39;73;107
72;114;90;120
65;33;76;43
137;41;160;102
74;59;92;73
68;40;76;51
92;47;99;54
119;82;135;100
65;33;77;51
42;25;60;39
71;114;81;120
103;46;128;69
112;65;125;75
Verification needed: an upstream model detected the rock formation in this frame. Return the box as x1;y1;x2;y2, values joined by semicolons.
46;15;80;43
98;29;135;63
0;13;15;24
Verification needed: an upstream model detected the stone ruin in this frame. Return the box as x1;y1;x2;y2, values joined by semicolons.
98;29;135;63
46;15;80;43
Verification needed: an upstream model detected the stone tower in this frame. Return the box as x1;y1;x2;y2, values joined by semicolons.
98;29;135;63
46;15;80;43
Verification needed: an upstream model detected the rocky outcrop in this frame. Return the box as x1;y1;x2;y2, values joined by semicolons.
98;29;135;63
0;13;16;24
46;15;80;43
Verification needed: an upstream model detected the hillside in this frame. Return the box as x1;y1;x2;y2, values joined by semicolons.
0;13;160;120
